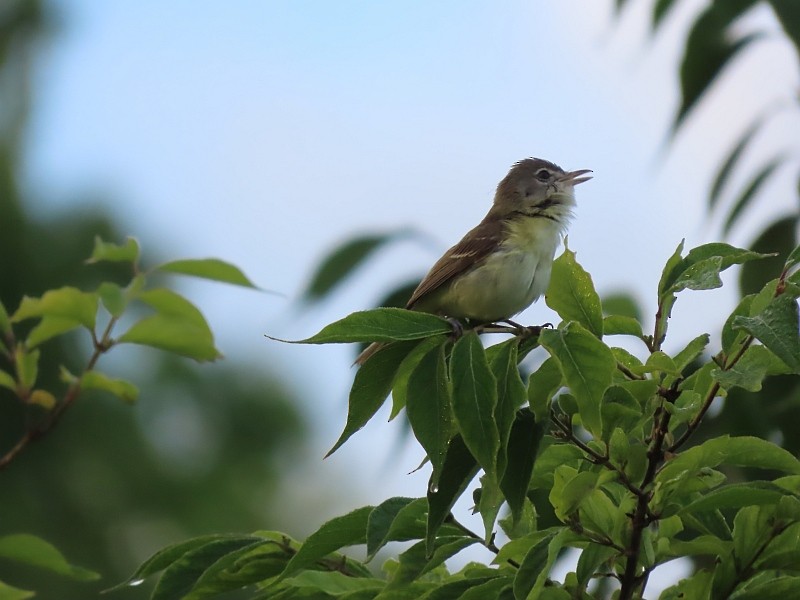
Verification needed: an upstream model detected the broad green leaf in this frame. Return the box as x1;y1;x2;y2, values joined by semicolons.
601;291;642;321
281;506;373;579
732;505;772;572
426;435;479;554
24;316;82;348
575;543;617;592
665;535;731;561
0;300;10;334
450;331;499;481
513;528;573;600
660;569;713;600
390;537;478;587
86;236;140;264
667;390;702;431
602;315;643;338
366;497;417;560
14;348;39;390
12;287;97;330
712;345;780;392
0;534;99;581
80;371;139;403
546;248;603;337
157;258;258;289
97;282;127;317
657;240;686;298
489;339;526;480
302;232;407;301
600;386;642;442
530;443;583;490
723;156;785;235
327;340;419;457
0;370;15;392
499;410;546;524
476;473;505;544
733;295;800;372
527;357;562;422
708;114;766;213
723;294;753;354
118;288;220;361
28;389;56;410
665;243;774;296
679;481;797;515
673;333;710;372
285;308;452;344
152;536;265;600
285;571;384;595
740;217;798;296
457;577;513;600
390;336;449;419
551;470;599;520
729;576;800;600
539;322;616;437
642;350;680;376
0;580;34;600
407;344;453;490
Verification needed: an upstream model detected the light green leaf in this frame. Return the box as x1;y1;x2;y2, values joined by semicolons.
673;333;710;371
86;236;140;264
407;344;453;490
712;345;779;392
282;308;452;345
0;534;99;581
0;580;34;600
546;248;603;337
80;371;139;403
97;282;127;317
327;340;419;456
733;295;800;372
157;258;258;289
785;243;800;271
14;348;39;390
0;370;15;392
281;507;373;579
12;287;98;330
729;576;800;600
285;571;384;595
450;331;499;482
539;322;616;437
602;315;643;338
25;316;82;348
514;528;573;600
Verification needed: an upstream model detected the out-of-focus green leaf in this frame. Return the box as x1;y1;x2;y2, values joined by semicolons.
0;300;10;334
14;348;38;390
27;389;55;410
740;217;798;296
0;534;99;581
12;287;97;329
733;295;800;372
373;279;420;311
426;434;479;554
118;289;220;362
545;247;603;337
157;258;259;289
80;370;139;403
0;370;15;392
450;331;499;482
407;344;453;490
539;322;615;437
769;0;800;64
0;580;34;600
327;339;418;457
674;0;761;132
723;157;785;235
280;507;373;579
96;281;126;317
85;235;140;264
652;0;680;32
602;315;643;338
601;291;642;321
25;316;81;348
708;114;766;213
302;232;408;302
283;308;452;344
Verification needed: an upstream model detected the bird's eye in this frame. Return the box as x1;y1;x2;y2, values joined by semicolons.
536;169;551;182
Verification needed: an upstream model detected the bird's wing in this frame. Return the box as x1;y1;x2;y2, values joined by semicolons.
406;218;503;309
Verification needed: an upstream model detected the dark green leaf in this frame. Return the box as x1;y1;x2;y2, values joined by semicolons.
658;240;686;298
527;357;562;422
576;544;617;592
477;473;505;544
0;300;10;334
281;506;373;579
407;344;453;490
769;0;800;64
283;308;452;345
284;571;383;596
489;339;526;480
499;410;546;523
602;315;643;338
12;287;97;329
97;282;126;317
302;232;407;301
0;534;99;581
729;576;800;600
450;331;499;481
679;481;796;515
157;258;259;289
545;247;603;337
327;340;419;456
733;295;800;372
539;322;616;436
426;435;479;554
740;217;798;296
601;291;642;321
708;114;766;213
390;336;449;419
723;157;785;235
723;294;754;354
390;537;478;587
711;345;782;392
366;497;417;560
513;529;571;599
86;235;140;264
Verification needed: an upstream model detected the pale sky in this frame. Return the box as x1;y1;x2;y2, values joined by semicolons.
21;0;799;591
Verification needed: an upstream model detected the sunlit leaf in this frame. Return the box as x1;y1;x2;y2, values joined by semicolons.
96;282;127;317
85;235;140;264
24;316;81;348
14;348;38;390
157;258;259;289
12;287;97;330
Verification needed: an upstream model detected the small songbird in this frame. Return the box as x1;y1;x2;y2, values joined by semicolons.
355;157;591;365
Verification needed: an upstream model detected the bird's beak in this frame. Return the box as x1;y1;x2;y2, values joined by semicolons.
560;169;593;186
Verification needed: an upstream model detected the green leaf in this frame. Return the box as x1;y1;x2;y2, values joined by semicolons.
152;536;264;600
118;288;221;362
283;308;452;345
733;295;800;372
476;473;505;544
14;348;39;390
552;469;599;520
499;410;546;524
0;300;10;334
740;217;798;296
539;322;616;437
679;481;797;515
390;537;478;587
86;235;140;264
712;345;780;392
0;370;15;392
723;156;785;235
12;287;98;330
545;247;603;337
390;336;449;419
80;371;139;403
673;333;710;372
327;340;419;457
652;0;679;32
602;315;643;338
674;0;761;132
366;497;417;560
708;114;766;213
658;240;686;298
96;282;127;317
25;316;81;348
527;357;562;422
0;580;34;600
729;576;800;600
426;435;479;554
281;507;373;579
157;258;259;289
769;0;800;64
665;243;774;296
575;544;617;592
284;571;384;596
601;386;642;443
450;331;499;482
489;339;526;480
407;344;453;490
786;243;800;272
513;528;572;600
601;291;642;321
302;232;408;301
0;534;99;581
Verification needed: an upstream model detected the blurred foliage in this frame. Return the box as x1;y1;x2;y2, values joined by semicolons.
0;1;305;598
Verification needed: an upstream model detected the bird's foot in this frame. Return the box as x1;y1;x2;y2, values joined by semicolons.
446;317;465;341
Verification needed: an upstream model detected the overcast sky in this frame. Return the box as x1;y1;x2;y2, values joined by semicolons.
21;0;799;590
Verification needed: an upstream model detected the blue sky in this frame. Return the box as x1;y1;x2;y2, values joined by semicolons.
20;0;799;588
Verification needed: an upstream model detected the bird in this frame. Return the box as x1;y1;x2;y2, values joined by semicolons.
355;157;591;366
